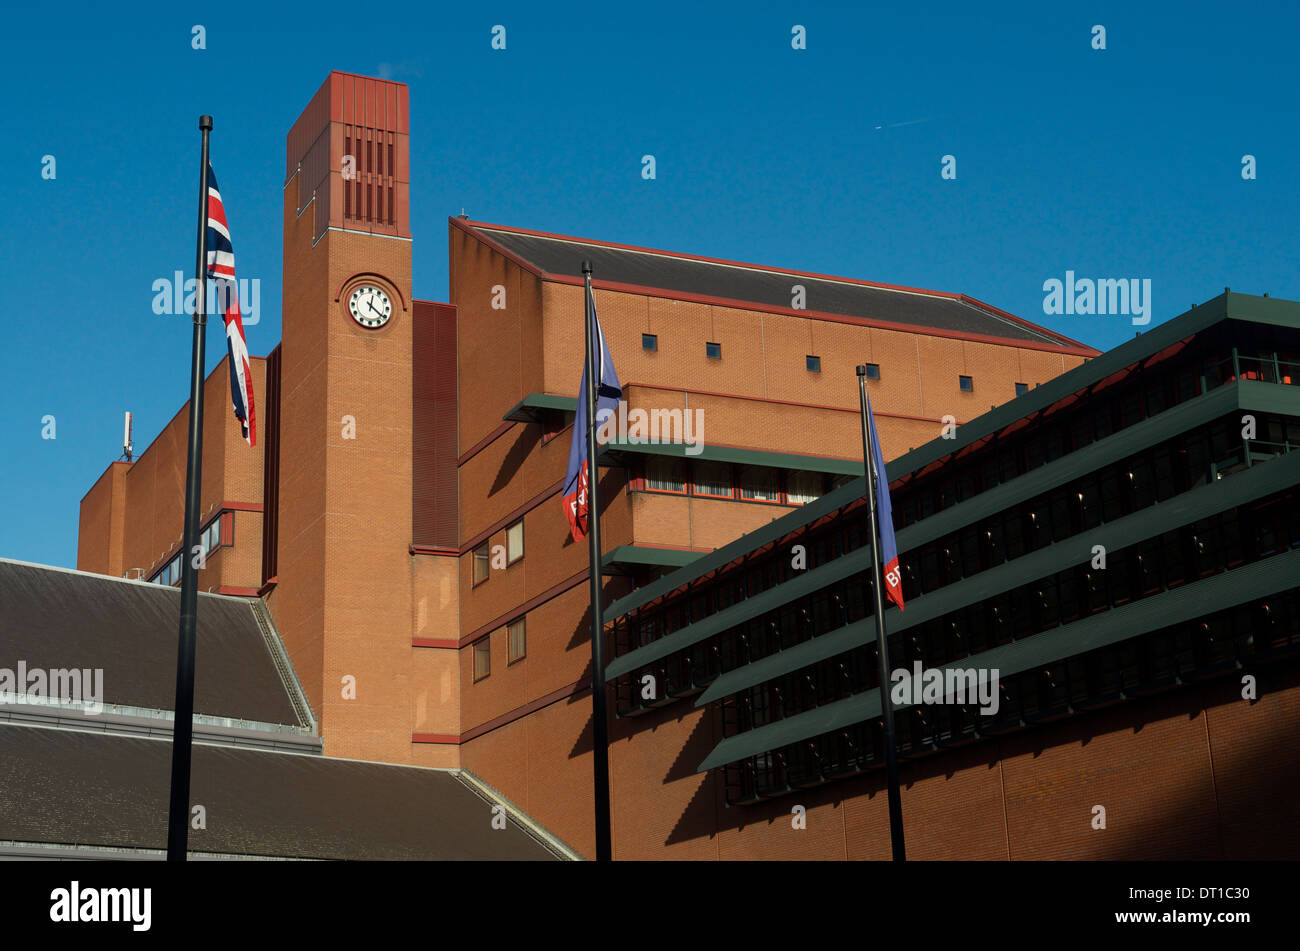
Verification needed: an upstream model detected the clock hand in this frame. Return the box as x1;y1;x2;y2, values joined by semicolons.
368;299;379;315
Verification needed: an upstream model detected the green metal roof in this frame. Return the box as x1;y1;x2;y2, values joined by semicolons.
697;546;1300;772
695;445;1300;707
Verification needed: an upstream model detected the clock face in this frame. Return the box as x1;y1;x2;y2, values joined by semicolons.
348;284;392;329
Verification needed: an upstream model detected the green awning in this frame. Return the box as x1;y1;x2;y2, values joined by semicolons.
502;393;577;424
603;545;705;575
697;546;1300;772
597;437;862;476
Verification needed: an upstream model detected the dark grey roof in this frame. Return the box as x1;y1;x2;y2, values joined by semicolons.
0;558;307;729
472;224;1079;347
0;725;569;860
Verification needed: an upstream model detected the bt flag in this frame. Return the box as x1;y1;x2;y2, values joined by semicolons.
562;294;621;542
866;394;904;611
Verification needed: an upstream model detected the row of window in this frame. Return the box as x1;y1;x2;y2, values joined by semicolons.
897;412;1272;603
890;336;1294;531
471;520;524;586
472;617;527;681
635;458;848;506
637;334;1006;388
724;589;1297;803
613;482;1300;717
711;489;1298;732
150;512;232;585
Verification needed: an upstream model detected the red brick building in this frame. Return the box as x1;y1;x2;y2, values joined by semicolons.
78;71;1107;858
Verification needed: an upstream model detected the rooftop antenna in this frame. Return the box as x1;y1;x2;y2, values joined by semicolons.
458;208;468;219
121;411;134;462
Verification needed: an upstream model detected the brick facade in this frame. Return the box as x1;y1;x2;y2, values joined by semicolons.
75;70;1299;861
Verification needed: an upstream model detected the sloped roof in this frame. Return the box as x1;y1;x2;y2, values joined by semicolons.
0;725;569;860
0;558;307;728
461;220;1092;350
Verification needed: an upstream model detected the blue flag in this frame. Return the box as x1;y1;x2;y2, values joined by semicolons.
562;293;621;541
866;394;904;610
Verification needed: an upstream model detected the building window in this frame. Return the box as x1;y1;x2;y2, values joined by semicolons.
786;470;824;505
1015;382;1029;396
508;617;526;663
692;460;733;498
706;342;722;360
644;456;687;493
507;520;524;564
806;355;821;372
960;375;974;392
473;543;490;585
203;520;220;556
473;637;491;681
642;333;658;352
864;363;880;380
740;467;781;502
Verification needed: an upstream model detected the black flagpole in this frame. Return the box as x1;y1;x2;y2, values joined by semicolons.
857;365;906;861
583;260;614;862
167;114;212;862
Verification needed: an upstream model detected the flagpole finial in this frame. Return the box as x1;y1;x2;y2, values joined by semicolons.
582;260;592;276
856;364;867;377
199;115;213;131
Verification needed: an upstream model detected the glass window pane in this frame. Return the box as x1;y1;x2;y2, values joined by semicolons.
692;461;732;498
645;457;686;492
473;637;490;680
787;470;823;505
740;467;780;501
508;618;526;662
507;521;524;562
473;544;490;584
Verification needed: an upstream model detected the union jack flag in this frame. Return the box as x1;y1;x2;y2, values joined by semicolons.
206;162;256;446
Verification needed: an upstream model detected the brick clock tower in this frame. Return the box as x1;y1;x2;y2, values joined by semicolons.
274;72;416;762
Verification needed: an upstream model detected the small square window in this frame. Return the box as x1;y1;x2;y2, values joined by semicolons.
473;543;490;585
864;363;880;380
806;355;821;372
473;637;491;681
959;375;974;392
1015;382;1029;396
706;342;721;359
642;333;658;352
507;520;524;564
508;617;526;663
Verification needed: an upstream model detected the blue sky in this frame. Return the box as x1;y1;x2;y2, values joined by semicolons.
2;0;1297;569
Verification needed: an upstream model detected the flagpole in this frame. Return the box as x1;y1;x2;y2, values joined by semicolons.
857;365;906;861
166;114;213;862
583;261;614;862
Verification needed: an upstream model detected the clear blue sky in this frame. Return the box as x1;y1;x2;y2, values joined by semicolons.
2;0;1297;569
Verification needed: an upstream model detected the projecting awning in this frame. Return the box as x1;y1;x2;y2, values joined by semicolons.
603;545;706;575
696;546;1300;772
597;437;862;476
502;393;577;424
